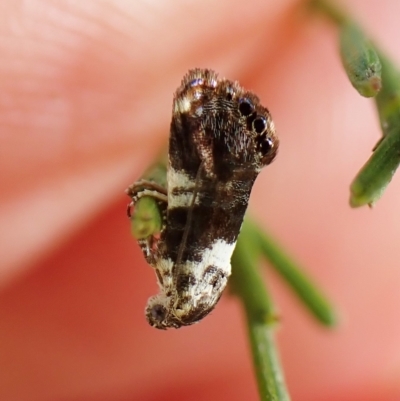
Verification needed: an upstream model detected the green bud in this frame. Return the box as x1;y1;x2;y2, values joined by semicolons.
130;196;163;239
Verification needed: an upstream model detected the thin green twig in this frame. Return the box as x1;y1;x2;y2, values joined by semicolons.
231;222;290;401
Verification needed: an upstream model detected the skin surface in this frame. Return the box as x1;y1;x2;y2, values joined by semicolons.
1;0;400;400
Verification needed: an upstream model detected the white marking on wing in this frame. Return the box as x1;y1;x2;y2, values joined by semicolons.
197;239;235;275
168;167;194;189
174;95;192;113
155;258;174;289
169;192;196;208
167;167;198;208
180;239;235;282
153;239;236;321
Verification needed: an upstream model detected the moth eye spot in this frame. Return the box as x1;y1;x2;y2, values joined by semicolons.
246;112;257;130
226;91;233;101
253;117;267;134
149;304;167;323
258;135;274;155
239;98;254;116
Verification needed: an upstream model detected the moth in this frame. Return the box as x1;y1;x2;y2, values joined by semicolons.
127;69;279;329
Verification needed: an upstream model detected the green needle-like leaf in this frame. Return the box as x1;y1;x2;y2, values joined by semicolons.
245;219;337;327
350;126;400;207
374;52;400;135
339;22;381;97
350;53;400;207
309;0;400;207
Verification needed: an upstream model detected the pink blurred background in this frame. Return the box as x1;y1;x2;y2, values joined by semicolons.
1;0;400;400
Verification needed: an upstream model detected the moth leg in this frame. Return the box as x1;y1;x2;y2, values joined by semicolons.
126;180;168;265
126;179;167;216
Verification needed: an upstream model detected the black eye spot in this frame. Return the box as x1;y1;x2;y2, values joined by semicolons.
150;304;167;322
226;91;233;101
239;98;254;116
246;112;257;130
257;135;273;154
253;117;267;134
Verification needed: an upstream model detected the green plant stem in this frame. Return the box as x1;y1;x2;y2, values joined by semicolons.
247;324;289;401
231;223;290;401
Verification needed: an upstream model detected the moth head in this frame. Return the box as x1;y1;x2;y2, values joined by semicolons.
145;294;181;329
